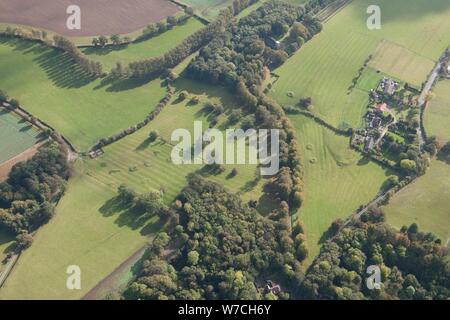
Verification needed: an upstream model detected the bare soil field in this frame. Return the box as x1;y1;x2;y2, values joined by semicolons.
0;0;180;37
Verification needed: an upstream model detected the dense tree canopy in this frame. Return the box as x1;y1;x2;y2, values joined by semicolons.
299;209;449;300
124;176;305;300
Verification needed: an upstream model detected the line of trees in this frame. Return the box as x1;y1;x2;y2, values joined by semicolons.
1;26;103;77
53;35;103;76
117;0;260;78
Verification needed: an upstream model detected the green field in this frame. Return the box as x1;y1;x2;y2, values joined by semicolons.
383;160;450;244
0;110;41;163
183;0;233;18
0;79;264;299
424;80;450;142
82;18;204;71
290;115;390;264
0;37;167;151
271;0;450;128
369;40;435;87
0;162;160;299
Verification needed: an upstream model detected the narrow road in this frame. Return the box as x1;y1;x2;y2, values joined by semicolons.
417;61;442;149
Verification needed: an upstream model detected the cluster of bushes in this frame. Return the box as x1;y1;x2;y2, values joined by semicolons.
91;34;132;47
124;176;305;300
90;85;174;151
0;142;70;251
0;89;20;109
300;208;449;300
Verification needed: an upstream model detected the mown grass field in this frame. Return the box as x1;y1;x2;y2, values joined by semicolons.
424;80;450;142
271;0;450;128
369;40;435;87
0;78;264;299
81;18;204;71
0;162;160;299
0;37;167;151
290;115;390;264
0;110;41;164
383;160;450;245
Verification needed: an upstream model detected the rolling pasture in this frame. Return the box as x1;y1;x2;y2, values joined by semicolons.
424;80;450;142
383;160;450;245
0;37;167;151
0;79;264;299
290;115;390;264
82;18;204;71
0;110;41;164
271;0;450;128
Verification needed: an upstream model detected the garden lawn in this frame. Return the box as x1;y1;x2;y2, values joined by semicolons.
81;18;204;71
424;80;450;142
383;160;450;245
271;0;450;128
290;115;390;265
0;110;41;164
0;37;167;151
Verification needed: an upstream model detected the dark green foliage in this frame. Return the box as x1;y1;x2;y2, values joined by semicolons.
300;209;449;300
0;142;69;237
124;176;305;300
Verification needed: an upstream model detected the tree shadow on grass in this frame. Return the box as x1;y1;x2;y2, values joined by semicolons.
33;50;97;89
0;37;97;89
99;195;162;233
93;74;164;93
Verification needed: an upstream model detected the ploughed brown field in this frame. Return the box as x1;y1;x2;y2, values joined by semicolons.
0;0;180;36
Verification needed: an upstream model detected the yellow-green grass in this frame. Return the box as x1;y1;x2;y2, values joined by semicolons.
291;115;391;265
369;40;435;87
0;110;41;164
182;0;234;18
81;18;204;71
383;160;450;244
87;83;263;202
271;0;450;128
0;37;167;151
424;80;450;142
0;228;15;273
0;162;161;299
